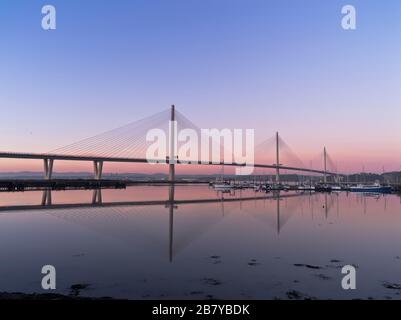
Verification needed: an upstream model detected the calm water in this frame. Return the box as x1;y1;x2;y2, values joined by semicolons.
1;185;401;300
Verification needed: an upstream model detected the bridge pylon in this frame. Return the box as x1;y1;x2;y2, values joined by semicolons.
168;105;176;182
275;132;280;185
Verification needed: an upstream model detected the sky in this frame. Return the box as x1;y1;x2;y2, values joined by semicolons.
0;0;401;174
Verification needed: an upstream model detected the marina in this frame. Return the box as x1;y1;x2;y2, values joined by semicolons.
210;180;398;194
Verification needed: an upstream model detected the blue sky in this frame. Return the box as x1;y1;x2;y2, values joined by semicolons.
1;0;401;172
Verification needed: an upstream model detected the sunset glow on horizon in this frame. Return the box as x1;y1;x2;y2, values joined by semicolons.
1;0;400;174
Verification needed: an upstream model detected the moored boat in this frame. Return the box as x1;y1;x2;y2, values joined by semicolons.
315;184;332;192
350;183;392;193
297;184;315;191
212;183;234;191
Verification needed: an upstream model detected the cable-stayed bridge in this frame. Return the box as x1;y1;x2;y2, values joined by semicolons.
0;105;339;181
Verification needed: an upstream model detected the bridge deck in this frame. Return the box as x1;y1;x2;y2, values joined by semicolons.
0;152;335;175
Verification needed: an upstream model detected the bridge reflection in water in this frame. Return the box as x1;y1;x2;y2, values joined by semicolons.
0;186;329;262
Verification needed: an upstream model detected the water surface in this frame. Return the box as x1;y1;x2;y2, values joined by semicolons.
0;185;401;299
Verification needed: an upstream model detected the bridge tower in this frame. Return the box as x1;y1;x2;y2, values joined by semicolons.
168;105;176;182
275;132;280;185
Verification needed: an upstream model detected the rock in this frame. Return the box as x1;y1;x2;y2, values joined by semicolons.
314;274;331;280
190;291;204;295
293;263;323;270
69;283;90;296
286;290;316;300
383;282;401;290
202;278;222;286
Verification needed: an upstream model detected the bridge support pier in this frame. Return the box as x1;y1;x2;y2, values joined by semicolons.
168;105;176;183
93;161;103;180
169;163;175;182
275;132;280;185
323;147;327;183
43;159;54;180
